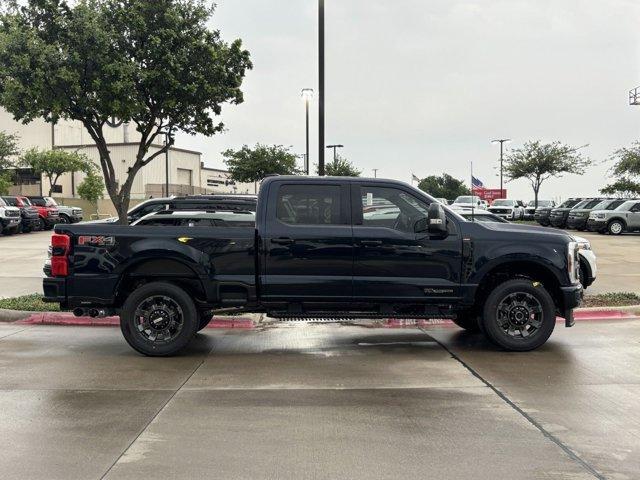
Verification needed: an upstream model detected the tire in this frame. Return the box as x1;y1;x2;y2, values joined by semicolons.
608;220;624;235
481;279;556;351
452;313;480;332
34;218;44;231
120;282;199;356
59;214;70;224
197;312;213;332
0;223;3;235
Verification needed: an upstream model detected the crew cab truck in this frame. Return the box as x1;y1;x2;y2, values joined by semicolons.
43;177;583;356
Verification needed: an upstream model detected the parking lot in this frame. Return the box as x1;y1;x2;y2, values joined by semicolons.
0;320;638;479
0;228;637;299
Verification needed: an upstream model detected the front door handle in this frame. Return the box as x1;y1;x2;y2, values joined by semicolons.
360;240;383;246
271;237;294;245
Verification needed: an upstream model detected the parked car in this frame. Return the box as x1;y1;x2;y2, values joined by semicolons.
527;200;555;221
548;198;585;228
460;211;596;289
566;198;626;231
132;210;256;227
434;197;449;205
43;197;84;224
587;199;640;234
450;195;486;211
92;194;258;224
1;196;41;233
0;196;21;235
44;176;583;356
27;196;61;230
486;199;524;220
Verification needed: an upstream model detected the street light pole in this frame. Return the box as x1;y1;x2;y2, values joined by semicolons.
318;0;325;176
372;168;378;178
326;144;343;165
491;138;511;198
301;88;314;175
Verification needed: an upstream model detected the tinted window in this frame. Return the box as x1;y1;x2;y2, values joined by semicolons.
361;186;429;233
178;218;217;227
631;203;640;213
605;200;625;210
559;199;581;208
136;217;180;226
30;198;47;207
130;203;168;221
276;185;342;225
2;197;16;206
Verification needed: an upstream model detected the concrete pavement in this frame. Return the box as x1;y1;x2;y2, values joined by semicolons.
0;320;638;479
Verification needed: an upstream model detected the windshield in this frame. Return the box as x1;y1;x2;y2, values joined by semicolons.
454;196;479;204
44;197;58;207
0;197;6;207
491;200;514;206
558;199;581;208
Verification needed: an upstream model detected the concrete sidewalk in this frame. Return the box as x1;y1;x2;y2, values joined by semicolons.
1;320;638;479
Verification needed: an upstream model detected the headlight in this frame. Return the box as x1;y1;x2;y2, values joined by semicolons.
567;242;579;284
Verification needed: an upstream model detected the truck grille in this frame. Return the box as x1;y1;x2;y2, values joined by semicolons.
6;210;19;218
490;209;509;214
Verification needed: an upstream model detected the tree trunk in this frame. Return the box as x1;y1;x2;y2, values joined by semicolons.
533;185;539;209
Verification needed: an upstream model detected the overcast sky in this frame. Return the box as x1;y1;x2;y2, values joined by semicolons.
178;0;640;201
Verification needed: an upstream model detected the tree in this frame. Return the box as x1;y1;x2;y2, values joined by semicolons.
503;141;590;207
223;144;300;183
21;148;94;196
417;173;470;200
0;131;19;171
600;143;640;197
0;0;251;223
321;155;361;177
77;172;104;207
0;172;11;195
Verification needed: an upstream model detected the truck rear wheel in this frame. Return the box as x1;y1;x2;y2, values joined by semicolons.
120;282;199;356
481;279;556;351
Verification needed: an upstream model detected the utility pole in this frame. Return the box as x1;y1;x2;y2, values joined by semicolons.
372;168;378;178
491;138;511;198
318;0;325;176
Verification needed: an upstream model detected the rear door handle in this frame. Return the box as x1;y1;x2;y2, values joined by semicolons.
271;237;294;245
360;240;383;246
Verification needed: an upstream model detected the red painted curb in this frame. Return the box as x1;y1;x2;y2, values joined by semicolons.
13;310;637;328
16;313;256;329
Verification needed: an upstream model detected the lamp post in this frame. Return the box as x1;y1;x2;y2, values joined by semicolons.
301;88;314;175
318;0;325;176
372;168;378;178
326;144;343;165
491;138;511;198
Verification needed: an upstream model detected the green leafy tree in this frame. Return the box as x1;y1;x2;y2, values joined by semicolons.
77;172;104;207
600;143;640;197
504;141;590;207
21;148;94;196
321;155;361;177
0;172;11;195
223;144;300;183
417;173;470;200
0;0;251;223
0;131;19;171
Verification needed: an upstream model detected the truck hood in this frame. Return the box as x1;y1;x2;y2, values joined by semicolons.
469;220;572;241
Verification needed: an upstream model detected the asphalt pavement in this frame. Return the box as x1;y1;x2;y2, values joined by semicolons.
0;320;638;479
0;228;638;298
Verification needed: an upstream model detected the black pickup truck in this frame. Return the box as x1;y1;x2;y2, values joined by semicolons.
44;176;583;356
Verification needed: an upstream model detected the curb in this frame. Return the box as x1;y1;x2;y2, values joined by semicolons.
2;307;639;328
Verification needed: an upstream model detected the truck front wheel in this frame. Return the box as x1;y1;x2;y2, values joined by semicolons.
481;279;556;351
120;282;199;356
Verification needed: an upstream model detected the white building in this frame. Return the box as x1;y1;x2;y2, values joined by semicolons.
0;109;249;199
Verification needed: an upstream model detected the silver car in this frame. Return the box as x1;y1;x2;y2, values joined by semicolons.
587;199;640;234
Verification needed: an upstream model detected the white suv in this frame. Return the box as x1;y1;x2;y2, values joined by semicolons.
487;199;524;220
0;197;22;235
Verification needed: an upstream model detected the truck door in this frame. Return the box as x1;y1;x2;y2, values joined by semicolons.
352;184;463;302
262;181;353;302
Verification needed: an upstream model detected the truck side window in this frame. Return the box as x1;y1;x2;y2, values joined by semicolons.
276;185;342;225
360;187;429;233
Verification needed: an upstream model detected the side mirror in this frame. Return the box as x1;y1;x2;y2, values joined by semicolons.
415;203;448;236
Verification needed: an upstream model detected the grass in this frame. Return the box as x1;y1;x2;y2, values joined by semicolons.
0;294;60;312
582;292;640;308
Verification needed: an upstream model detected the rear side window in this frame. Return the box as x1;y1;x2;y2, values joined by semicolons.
276;185;342;225
606;200;625;210
631;203;640;213
30;198;46;207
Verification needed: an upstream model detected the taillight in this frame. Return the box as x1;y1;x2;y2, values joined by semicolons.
51;233;71;277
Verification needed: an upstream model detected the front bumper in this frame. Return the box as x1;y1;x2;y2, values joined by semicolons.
1;217;21;229
534;212;551;224
44;215;61;226
523;210;536;219
69;213;83;223
586;219;607;232
561;284;583;327
550;216;567;227
566;217;588;229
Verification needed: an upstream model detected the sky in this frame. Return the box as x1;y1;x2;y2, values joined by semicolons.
177;0;640;202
